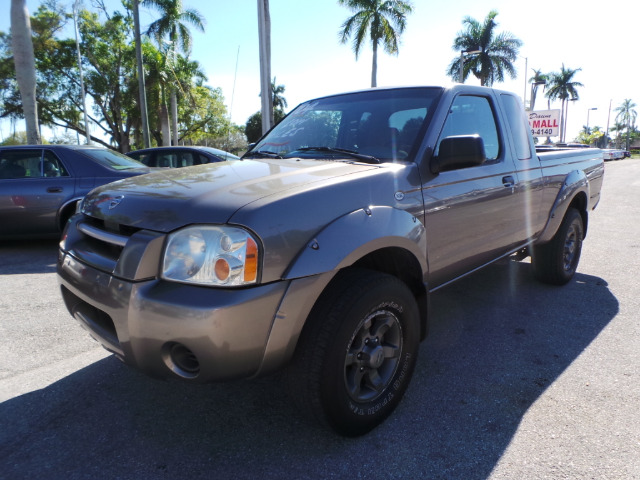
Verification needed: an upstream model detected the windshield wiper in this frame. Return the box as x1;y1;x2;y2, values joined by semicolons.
243;150;283;159
293;147;380;164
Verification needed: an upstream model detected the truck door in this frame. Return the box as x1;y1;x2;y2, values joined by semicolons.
423;93;524;288
499;93;545;243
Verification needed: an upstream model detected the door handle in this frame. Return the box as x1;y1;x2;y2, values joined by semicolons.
502;176;515;188
47;187;63;193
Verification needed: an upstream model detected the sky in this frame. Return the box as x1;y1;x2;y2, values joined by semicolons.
2;0;639;143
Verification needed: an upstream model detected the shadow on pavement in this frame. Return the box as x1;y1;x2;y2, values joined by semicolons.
0;239;59;274
0;259;618;479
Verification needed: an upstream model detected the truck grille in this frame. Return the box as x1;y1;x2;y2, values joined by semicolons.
69;215;142;274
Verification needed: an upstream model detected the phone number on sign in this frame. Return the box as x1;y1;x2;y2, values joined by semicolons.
531;128;556;136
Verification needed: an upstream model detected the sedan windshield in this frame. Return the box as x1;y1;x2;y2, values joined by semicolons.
247;87;442;163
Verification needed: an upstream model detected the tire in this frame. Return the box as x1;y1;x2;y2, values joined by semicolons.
287;268;420;436
532;207;584;285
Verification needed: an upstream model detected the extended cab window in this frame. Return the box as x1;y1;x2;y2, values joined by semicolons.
437;95;500;161
501;94;533;160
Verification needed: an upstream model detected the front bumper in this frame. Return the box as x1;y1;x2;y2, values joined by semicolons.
58;250;289;382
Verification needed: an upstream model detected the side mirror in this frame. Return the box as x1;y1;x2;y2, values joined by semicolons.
431;135;486;174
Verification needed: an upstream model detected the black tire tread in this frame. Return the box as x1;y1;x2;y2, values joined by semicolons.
532;207;584;285
286;268;418;436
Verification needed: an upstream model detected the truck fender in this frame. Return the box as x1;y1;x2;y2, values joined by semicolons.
283;205;428;280
256;207;428;377
57;196;84;230
537;169;589;244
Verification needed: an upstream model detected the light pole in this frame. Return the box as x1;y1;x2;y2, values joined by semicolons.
521;56;527;106
586;107;597;131
605;99;612;148
257;0;272;135
459;47;482;84
563;97;578;143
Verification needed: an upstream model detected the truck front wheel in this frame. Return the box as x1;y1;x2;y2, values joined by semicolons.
532;207;584;285
287;269;420;436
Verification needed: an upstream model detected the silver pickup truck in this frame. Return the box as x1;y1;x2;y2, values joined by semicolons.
57;85;604;436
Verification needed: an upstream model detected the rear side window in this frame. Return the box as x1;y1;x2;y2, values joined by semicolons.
175;152;197;167
43;151;69;177
128;151;152;165
0;150;70;178
0;149;39;178
501;94;533;160
437;95;500;161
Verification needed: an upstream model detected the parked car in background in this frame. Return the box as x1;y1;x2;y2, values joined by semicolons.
126;146;240;168
602;149;626;161
0;145;154;239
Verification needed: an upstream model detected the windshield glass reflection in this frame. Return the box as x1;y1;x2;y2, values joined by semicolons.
247;87;443;163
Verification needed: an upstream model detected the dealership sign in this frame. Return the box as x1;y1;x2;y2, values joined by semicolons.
529;110;561;137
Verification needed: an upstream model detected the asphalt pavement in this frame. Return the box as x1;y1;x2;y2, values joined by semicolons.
0;159;638;479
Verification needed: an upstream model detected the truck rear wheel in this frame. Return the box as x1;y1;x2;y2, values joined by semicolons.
287;268;420;436
532;207;584;285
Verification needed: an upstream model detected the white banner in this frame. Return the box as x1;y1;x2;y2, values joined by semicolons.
529;110;561;137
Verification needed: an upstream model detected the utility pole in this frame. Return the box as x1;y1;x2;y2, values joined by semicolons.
459;47;482;84
257;0;272;134
605;99;612;148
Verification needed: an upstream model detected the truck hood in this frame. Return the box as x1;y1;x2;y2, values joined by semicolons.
81;158;380;232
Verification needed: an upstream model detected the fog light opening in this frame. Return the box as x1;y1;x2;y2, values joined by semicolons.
165;343;200;379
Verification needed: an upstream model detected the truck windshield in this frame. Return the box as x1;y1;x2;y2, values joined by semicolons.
246;87;443;163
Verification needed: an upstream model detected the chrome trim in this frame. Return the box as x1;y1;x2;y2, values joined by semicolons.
77;222;128;247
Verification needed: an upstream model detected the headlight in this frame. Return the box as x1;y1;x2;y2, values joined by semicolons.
162;225;260;286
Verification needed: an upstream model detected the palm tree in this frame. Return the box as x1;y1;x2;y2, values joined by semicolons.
144;0;205;145
271;78;287;112
447;10;522;86
545;64;583;142
142;42;206;146
132;0;150;148
10;0;40;144
143;42;174;146
338;0;413;88
614;99;637;150
609;121;626;148
528;68;548;112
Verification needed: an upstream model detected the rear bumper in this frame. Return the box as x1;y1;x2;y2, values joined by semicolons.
58;250;289;382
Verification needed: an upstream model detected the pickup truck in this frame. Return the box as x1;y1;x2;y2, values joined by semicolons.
57;85;604;436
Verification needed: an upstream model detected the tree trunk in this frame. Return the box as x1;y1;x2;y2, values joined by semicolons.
626;120;631;151
133;0;150;148
530;89;537;112
10;0;40;144
371;41;378;88
560;99;566;143
171;89;178;145
160;104;171;146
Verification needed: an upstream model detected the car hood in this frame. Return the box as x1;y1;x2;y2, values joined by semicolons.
80;158;380;232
